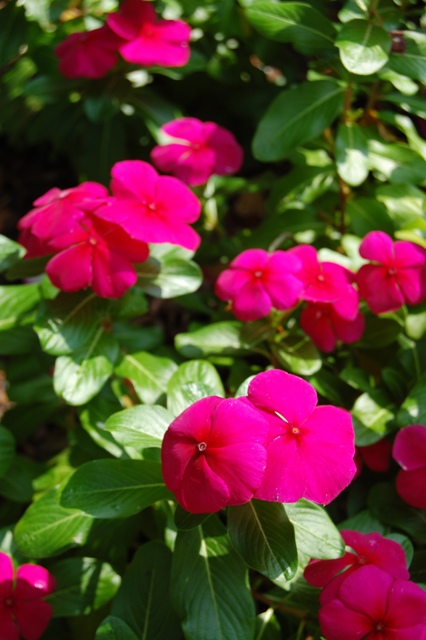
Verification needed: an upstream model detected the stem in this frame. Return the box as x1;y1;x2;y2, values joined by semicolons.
252;591;307;619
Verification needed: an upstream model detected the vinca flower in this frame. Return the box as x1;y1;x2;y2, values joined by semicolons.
151;117;243;186
356;231;426;314
107;0;191;67
247;370;356;504
161;396;269;514
0;552;56;640
55;26;123;79
300;301;365;352
393;425;426;509
215;249;302;321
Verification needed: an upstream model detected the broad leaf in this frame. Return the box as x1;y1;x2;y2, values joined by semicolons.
105;405;173;456
387;31;426;83
0;235;25;272
60;459;170;518
351;390;395;445
245;2;336;54
336;123;369;186
0;284;40;332
115;352;178;404
96;617;139;640
228;500;298;581
368;483;426;543
285;499;344;560
398;371;426;426
0;426;15;478
167;360;225;416
347;198;394;236
171;521;255;640
175;321;250;358
136;244;202;298
336;19;391;75
273;337;322;375
253;80;345;162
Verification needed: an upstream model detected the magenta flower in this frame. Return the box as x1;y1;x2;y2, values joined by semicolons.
215;249;303;321
18;182;109;242
55;25;123;79
94;161;201;251
289;244;359;320
18;228;52;260
246;370;356;504
107;0;191;67
151;118;243;186
300;302;365;352
319;565;426;640
356;231;426;314
46;215;149;298
0;552;56;640
304;530;409;605
393;425;426;509
357;437;392;473
161;396;269;514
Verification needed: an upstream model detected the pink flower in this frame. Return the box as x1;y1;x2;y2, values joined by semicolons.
289;245;359;320
161;396;269;514
356;231;426;314
300;302;365;352
55;25;123;79
319;565;426;640
246;370;356;504
107;0;191;67
18;183;109;242
357;437;392;473
151;118;243;186
18;229;52;260
215;249;303;321
94;160;201;251
0;552;56;640
393;425;426;509
46;215;149;298
304;530;409;605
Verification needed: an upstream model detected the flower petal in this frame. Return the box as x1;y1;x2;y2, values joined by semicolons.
396;467;426;509
15;565;56;599
12;600;53;640
393;425;426;470
175;453;230;514
359;231;395;265
46;244;92;293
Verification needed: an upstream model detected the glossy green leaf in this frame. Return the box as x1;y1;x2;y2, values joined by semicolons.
174;505;211;531
228;500;297;581
368;140;426;185
376;184;425;225
115;352;178;404
48;558;121;617
336;20;391;75
111;542;181;639
0;2;28;66
245;2;336;54
167;360;225;416
336;123;369;186
0;284;40;332
105;405;173;455
0;427;15;478
175;321;249;358
171;522;255;640
14;487;93;558
387;31;426;83
285;499;344;560
397;371;426;426
273;337;322;375
253;81;345;162
53;330;119;406
0;235;25;272
384;93;426;119
0;456;40;503
352;390;395;445
96;617;139;640
136;244;202;299
347;198;394;236
60;459;170;518
368;483;426;543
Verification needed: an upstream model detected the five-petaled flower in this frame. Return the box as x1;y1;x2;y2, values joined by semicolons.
0;552;56;640
319;565;426;640
246;370;356;504
107;0;191;67
356;231;426;314
393;425;426;509
151;117;243;186
161;396;269;514
215;249;303;321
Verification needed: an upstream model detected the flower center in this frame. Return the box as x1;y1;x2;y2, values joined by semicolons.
89;237;98;246
3;596;15;609
254;271;263;278
358;555;367;565
375;622;385;632
197;442;207;452
291;427;300;435
317;274;325;282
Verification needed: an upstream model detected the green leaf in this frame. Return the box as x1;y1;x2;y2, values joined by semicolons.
171;522;255;640
0;427;15;478
376;184;426;225
175;321;250;358
115;352;178;404
285;499;344;560
0;284;41;331
245;2;336;54
105;405;173;456
387;31;426;83
228;500;297;582
53;329;119;406
0;456;40;503
174;505;212;531
109;287;149;320
253;80;345;162
60;459;170;518
273;337;322;375
397;371;426;426
137;244;202;299
0;235;25;272
368;141;426;185
111;542;181;639
336;123;369;186
34;292;108;356
167;360;225;416
384;93;426;119
368;483;426;543
48;558;121;617
14;487;93;558
347;198;394;236
351;389;395;445
96;617;139;640
336;19;391;75
0;2;27;66
357;316;401;348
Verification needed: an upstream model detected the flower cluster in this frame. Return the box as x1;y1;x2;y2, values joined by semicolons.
18;160;201;298
161;369;356;513
392;424;426;509
304;530;426;639
55;0;191;79
0;552;56;640
215;231;426;352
